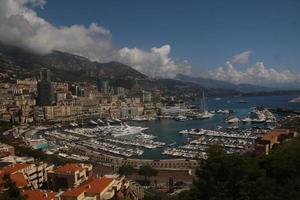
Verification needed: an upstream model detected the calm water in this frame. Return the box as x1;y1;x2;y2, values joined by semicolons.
129;94;300;159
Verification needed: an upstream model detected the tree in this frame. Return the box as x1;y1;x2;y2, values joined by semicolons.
138;165;158;181
0;174;27;200
118;165;136;176
187;136;300;200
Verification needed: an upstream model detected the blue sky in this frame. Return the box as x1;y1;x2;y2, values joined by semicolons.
1;0;300;85
36;0;300;75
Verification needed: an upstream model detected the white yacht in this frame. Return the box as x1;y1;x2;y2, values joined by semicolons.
225;116;240;123
175;115;188;121
132;116;148;122
198;92;214;119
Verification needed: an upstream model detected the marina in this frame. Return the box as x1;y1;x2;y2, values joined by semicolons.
22;94;300;160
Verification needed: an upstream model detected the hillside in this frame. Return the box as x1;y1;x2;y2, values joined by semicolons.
176;74;274;93
0;43;147;82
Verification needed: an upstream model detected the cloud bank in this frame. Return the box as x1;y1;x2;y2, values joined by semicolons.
209;61;300;84
231;50;252;64
0;0;191;78
209;50;300;85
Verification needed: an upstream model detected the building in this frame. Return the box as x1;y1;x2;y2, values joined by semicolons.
47;163;93;191
22;190;58;200
33;106;45;122
69;84;84;97
59;176;139;200
0;143;15;158
96;79;109;94
255;129;297;155
0;162;54;190
37;69;55;106
142;90;151;103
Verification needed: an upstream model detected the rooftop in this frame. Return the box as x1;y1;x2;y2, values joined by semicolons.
0;163;31;174
62;177;114;197
260;129;290;141
22;190;57;200
54;163;85;174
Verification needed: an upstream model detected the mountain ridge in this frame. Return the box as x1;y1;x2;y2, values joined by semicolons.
175;74;275;93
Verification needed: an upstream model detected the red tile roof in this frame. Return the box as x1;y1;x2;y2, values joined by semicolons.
61;184;86;197
0;163;31;174
62;177;114;197
10;173;27;188
85;178;114;194
260;129;290;140
22;190;57;200
54;163;84;174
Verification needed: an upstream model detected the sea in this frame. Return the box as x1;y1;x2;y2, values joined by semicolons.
128;94;300;159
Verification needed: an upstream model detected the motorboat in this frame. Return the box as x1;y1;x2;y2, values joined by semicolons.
241;117;252;123
89;120;98;125
175;115;188;121
225;116;240;123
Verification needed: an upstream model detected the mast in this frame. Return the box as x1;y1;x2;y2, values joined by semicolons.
202;91;207;112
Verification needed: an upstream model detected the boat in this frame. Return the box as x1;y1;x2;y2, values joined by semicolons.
225;116;240;123
179;129;189;134
132;116;148;122
239;100;248;103
97;119;104;124
227;125;239;130
216;109;230;114
198;92;214;119
89;120;98;125
69;122;79;127
111;124;148;137
113;118;122;123
241;117;252;123
168;142;176;147
197;111;214;119
175;115;188;121
215;97;222;100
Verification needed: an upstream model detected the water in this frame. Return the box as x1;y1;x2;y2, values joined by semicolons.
129;94;300;159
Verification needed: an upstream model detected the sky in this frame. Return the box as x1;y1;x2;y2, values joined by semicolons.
0;0;300;86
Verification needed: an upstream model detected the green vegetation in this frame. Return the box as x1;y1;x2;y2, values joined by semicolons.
183;136;300;200
0;122;74;166
0;174;26;200
118;165;136;176
138;165;158;181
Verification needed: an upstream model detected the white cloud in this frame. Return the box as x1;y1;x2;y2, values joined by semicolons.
231;50;252;64
209;61;300;84
118;45;192;78
0;0;191;78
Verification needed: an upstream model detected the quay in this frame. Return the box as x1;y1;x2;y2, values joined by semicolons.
70;144;198;170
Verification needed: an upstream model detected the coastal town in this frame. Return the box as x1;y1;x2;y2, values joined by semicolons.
1;0;300;198
0;67;300;200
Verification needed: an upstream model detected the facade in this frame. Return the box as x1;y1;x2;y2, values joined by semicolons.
255;129;297;155
37;69;54;106
96;79;110;94
0;143;15;158
59;176;139;200
22;190;58;200
47;163;93;191
0;162;54;190
37;81;55;106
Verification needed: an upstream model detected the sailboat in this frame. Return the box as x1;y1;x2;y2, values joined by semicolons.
197;92;214;119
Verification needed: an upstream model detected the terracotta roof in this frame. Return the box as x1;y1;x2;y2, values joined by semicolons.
260;129;290;140
54;163;84;174
0;163;31;174
22;190;57;200
61;183;87;197
10;173;27;188
0;171;27;189
62;178;114;197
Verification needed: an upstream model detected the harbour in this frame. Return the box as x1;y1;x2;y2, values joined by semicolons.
20;94;300;161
